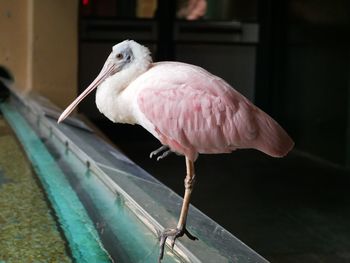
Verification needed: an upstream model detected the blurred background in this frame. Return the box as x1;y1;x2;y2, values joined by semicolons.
1;0;350;262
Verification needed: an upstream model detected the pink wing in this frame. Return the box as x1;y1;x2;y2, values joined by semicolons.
137;62;294;161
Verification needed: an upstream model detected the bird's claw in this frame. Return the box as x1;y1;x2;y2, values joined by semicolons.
158;227;198;262
150;145;173;161
156;150;172;161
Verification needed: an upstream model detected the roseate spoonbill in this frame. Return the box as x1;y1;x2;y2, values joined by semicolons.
58;40;294;262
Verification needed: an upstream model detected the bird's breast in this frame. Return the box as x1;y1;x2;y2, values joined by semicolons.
95;80;136;124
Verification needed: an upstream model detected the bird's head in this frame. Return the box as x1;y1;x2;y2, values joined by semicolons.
57;40;151;123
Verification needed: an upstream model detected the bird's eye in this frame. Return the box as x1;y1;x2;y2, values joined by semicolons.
116;53;123;60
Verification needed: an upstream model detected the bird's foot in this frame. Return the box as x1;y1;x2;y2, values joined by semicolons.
158;227;198;262
150;145;173;161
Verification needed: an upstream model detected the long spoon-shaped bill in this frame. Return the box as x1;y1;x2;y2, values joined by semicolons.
57;64;117;123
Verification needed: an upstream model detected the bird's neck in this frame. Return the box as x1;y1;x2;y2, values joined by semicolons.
95;61;150;124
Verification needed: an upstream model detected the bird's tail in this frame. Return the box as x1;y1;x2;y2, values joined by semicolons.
253;109;294;157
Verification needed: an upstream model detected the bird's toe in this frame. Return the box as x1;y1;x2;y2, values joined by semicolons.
158;227;198;262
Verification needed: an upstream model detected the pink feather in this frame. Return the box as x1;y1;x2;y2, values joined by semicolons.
137;62;294;161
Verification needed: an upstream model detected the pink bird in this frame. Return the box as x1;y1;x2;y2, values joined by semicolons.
58;40;294;262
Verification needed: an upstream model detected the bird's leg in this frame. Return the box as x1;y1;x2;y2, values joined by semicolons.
158;157;198;262
150;145;173;161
